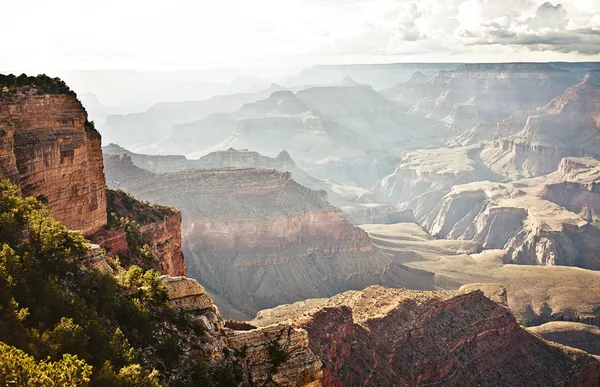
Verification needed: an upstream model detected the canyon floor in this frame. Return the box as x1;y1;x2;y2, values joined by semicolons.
359;223;600;327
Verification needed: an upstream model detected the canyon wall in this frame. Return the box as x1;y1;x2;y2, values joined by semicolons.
481;71;600;179
158;275;324;387
90;189;187;276
0;87;107;235
104;159;434;317
251;285;600;386
0;80;187;277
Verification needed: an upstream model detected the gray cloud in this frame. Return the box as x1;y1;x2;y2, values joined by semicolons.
526;2;569;30
461;2;600;55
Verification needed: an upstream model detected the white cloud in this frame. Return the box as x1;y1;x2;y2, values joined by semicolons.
0;0;599;72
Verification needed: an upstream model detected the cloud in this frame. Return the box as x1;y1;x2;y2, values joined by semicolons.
461;2;600;55
526;2;569;30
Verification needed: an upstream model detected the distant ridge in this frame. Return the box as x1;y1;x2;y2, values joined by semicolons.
453;63;566;73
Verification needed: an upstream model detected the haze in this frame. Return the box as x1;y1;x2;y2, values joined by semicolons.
2;0;599;74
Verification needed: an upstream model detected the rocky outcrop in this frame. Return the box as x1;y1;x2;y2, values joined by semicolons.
421;180;600;269
251;285;600;386
158;275;323;386
458;283;508;307
90;189;187;276
532;157;600;223
481;72;600;179
374;146;502;221
0;83;107;235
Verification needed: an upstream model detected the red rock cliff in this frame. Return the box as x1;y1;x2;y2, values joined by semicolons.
0;89;106;235
252;286;600;386
90;189;187;276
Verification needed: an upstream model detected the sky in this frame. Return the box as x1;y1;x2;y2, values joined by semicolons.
1;0;600;73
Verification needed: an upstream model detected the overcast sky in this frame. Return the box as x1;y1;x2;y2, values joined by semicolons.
2;0;599;72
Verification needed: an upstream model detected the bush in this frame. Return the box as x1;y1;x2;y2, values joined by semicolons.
0;341;92;387
0;73;76;96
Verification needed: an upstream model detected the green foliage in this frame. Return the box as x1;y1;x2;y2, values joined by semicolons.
0;179;235;386
0;341;92;387
0;73;75;96
267;339;288;367
92;361;160;387
42;318;90;360
108;328;137;368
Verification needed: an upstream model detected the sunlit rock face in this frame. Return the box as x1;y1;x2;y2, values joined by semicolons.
0;88;107;235
104;159;435;317
251;286;600;386
481;72;600;179
159;275;324;387
420;168;600;270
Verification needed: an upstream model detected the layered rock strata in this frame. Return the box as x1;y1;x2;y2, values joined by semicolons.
398;63;576;134
90;189;187;276
0;85;107;235
159;275;323;386
251;285;600;386
422;181;600;268
375;146;502;221
104;145;399;225
481;72;600;179
104;159;434;317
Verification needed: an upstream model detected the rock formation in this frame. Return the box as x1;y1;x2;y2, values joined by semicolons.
481;71;600;179
0;75;188;277
0;78;107;235
360;224;600;327
387;63;577;138
251;285;600;386
374;146;502;221
104;145;400;224
90;189;187;276
158;275;323;386
101;84;284;148
103;158;435;317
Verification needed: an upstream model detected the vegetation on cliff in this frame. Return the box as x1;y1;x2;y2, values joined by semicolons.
0;180;233;386
104;189;180;270
0;74;76;97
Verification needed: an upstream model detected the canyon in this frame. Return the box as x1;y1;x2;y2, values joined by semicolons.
103;144;400;224
103;156;431;317
3;65;600;385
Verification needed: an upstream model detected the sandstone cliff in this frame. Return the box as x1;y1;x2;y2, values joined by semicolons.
158;275;323;386
0;78;107;235
90;189;187;276
104;145;400;225
0;75;188;278
251;285;600;386
422;180;600;269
